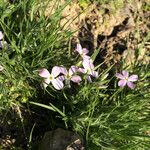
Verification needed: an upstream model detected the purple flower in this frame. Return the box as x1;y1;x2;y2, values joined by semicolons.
58;66;82;86
39;67;64;90
75;44;90;59
116;70;138;89
79;59;98;82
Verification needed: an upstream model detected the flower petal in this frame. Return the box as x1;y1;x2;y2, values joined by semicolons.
71;75;82;83
118;79;127;87
69;65;78;76
0;31;3;40
58;66;68;75
82;55;90;60
87;75;92;82
115;73;124;79
52;78;64;90
39;68;50;78
90;70;98;78
43;78;51;88
51;66;61;77
76;44;82;54
83;58;94;70
78;68;86;74
58;75;65;81
122;70;129;78
127;81;135;89
82;48;89;55
128;75;138;82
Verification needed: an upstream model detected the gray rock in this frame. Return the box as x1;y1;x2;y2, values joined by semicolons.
39;128;84;150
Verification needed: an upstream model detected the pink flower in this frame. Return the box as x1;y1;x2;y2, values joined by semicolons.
75;44;90;59
116;70;138;89
58;66;82;86
39;67;64;90
79;59;98;82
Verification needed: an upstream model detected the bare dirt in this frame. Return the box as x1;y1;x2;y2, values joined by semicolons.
45;0;150;66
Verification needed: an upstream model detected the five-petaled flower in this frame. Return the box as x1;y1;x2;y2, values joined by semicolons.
39;67;64;90
58;66;82;86
75;44;90;59
79;58;98;82
116;70;138;89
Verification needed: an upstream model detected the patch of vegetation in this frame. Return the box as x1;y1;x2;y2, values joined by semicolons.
79;0;125;9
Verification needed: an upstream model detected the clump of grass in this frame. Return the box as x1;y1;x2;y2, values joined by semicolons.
69;63;150;149
0;0;72;111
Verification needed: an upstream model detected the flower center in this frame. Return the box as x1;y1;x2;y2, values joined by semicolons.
66;74;70;79
125;77;128;81
85;68;91;74
49;75;54;81
80;52;83;56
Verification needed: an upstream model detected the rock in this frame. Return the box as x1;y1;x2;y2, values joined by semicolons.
39;128;84;150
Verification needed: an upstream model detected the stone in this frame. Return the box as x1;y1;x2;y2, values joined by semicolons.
39;128;84;150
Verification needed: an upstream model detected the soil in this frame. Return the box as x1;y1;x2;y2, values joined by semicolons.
45;0;150;65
